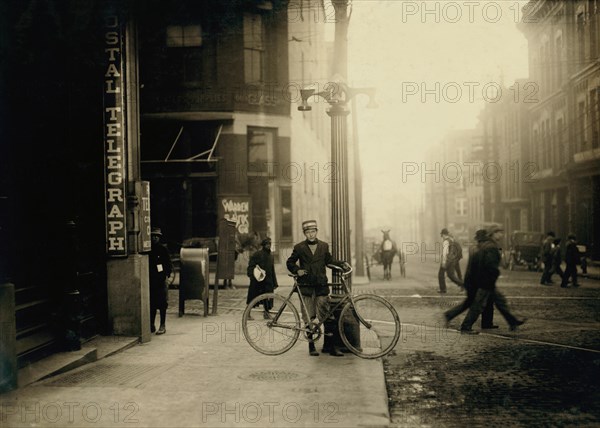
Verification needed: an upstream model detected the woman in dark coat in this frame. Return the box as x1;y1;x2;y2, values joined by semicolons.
246;238;278;319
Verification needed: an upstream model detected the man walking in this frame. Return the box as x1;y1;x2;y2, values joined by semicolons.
444;229;496;329
540;231;556;285
460;225;526;334
286;220;345;357
438;228;464;293
561;234;581;288
550;237;564;284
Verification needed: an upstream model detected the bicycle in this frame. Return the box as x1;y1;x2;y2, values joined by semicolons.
242;264;401;359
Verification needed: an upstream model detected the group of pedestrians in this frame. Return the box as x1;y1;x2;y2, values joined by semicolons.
442;225;526;335
539;231;581;288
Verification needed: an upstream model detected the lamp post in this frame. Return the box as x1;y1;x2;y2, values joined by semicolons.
299;79;376;350
299;80;376;289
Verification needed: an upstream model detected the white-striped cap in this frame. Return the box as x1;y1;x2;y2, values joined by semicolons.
302;220;318;232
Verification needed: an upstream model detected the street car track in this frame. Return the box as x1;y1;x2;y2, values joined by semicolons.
402;322;600;354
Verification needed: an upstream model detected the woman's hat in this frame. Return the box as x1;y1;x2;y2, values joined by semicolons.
302;220;318;232
151;227;163;236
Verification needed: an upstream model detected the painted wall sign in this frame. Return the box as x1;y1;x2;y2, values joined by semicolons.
103;14;127;256
138;181;151;253
218;195;252;234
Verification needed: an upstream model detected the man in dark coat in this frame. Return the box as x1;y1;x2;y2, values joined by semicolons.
561;234;581;288
550;238;564;284
286;219;345;357
246;237;278;319
460;225;526;334
540;231;556;285
149;227;172;335
443;229;496;329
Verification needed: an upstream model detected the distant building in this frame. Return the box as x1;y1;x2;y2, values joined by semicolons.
479;80;532;241
424;129;483;246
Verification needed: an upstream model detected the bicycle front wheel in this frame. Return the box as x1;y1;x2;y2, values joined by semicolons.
242;293;301;356
338;294;401;359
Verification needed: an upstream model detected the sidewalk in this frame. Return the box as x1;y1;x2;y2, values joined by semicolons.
3;300;389;427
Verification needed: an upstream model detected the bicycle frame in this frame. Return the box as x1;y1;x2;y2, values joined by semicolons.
268;270;373;336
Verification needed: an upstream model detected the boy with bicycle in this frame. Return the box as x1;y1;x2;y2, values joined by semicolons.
286;220;346;357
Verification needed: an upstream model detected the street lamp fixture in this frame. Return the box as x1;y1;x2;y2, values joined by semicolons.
298;82;378;112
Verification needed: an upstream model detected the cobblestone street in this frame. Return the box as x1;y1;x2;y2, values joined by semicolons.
376;259;600;427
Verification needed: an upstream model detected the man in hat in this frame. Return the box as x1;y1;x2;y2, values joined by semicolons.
246;237;278;319
149;227;173;335
460;224;526;334
443;229;497;329
438;228;464;293
286;220;346;357
561;234;581;288
540;231;556;285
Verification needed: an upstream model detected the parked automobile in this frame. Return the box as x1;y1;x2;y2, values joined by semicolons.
505;231;545;271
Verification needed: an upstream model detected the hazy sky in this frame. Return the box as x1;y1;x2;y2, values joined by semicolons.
344;0;530;229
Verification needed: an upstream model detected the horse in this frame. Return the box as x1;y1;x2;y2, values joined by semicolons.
380;230;398;280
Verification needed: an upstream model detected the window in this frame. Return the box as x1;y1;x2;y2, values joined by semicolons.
591;89;599;149
555;35;563;87
166;25;202;47
280;187;292;240
247;127;276;240
590;0;598;59
577;12;585;64
557;117;567;166
455;198;467;216
248;127;274;169
545;118;551;168
244;13;265;83
579;101;587;152
164;24;210;84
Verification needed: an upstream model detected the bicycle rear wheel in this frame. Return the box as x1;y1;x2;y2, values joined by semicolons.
242;293;301;356
338;294;401;359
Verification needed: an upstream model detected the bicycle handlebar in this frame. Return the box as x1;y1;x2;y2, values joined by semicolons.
327;263;353;276
287;263;353;278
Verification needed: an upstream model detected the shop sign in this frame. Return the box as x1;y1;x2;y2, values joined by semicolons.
103;14;127;256
138;181;151;253
218;195;252;234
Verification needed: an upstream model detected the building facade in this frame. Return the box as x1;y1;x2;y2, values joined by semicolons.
520;0;600;258
1;0;347;388
138;0;335;264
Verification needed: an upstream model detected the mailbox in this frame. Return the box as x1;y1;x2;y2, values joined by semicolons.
179;247;209;317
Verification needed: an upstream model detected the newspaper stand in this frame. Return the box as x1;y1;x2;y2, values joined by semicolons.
179;247;209;317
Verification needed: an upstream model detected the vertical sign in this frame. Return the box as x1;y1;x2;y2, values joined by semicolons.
217;195;252;234
103;14;127;256
138;181;151;252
